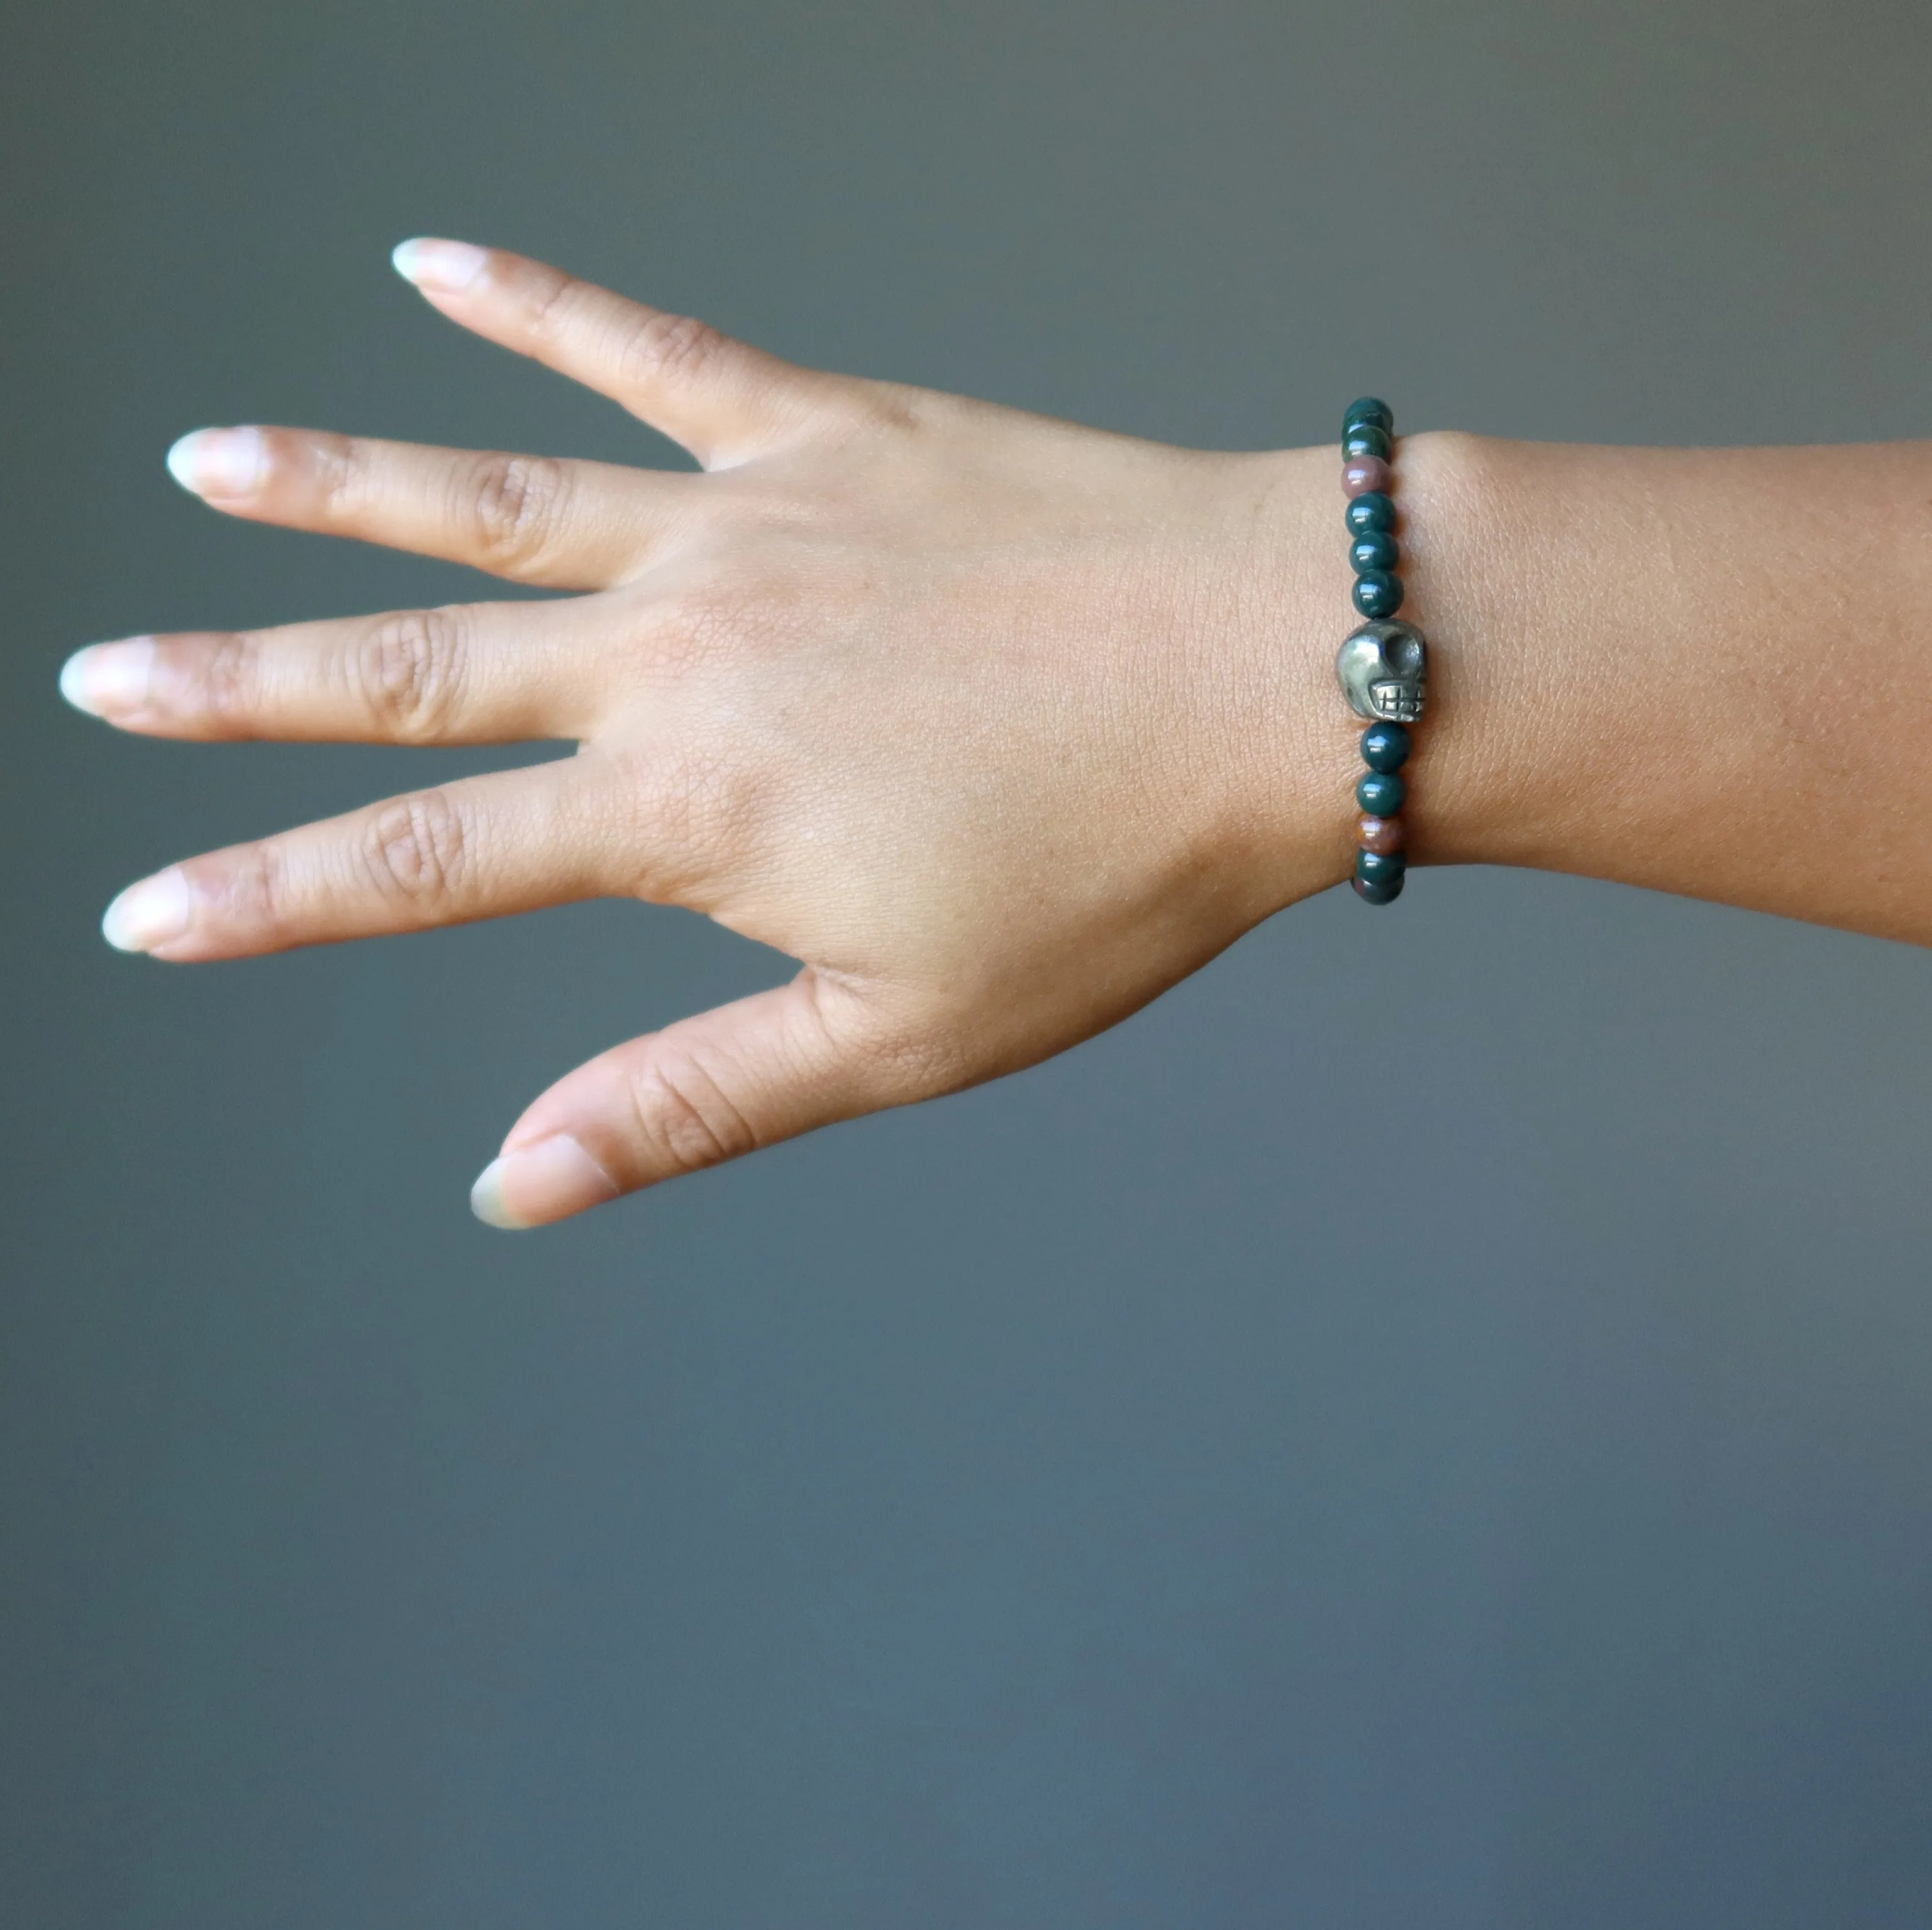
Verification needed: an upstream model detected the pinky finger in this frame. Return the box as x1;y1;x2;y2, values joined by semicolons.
100;761;623;962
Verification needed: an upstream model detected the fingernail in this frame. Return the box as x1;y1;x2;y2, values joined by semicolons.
391;238;489;294
101;867;192;953
61;637;156;718
470;1135;620;1229
167;427;265;499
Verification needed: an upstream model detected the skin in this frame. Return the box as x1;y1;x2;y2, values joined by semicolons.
63;240;1932;1228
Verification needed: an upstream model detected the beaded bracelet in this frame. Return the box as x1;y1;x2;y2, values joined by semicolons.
1336;396;1426;906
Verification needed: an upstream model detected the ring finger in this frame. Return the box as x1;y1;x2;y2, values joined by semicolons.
166;425;695;589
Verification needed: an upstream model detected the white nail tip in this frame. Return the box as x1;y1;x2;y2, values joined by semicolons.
469;1136;618;1229
166;427;265;499
61;638;155;717
391;238;489;294
101;868;191;954
469;1159;528;1230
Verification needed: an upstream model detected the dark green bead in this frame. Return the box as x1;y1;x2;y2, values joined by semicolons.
1350;531;1398;574
1359;721;1411;772
1351;873;1404;906
1352;570;1404;619
1357;769;1406;815
1342;421;1391;461
1343;396;1392;436
1355;848;1407;888
1345;492;1396;536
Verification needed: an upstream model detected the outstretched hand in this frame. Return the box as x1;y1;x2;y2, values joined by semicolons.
65;242;1360;1226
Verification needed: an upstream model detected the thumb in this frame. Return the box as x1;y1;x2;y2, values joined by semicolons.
468;970;916;1229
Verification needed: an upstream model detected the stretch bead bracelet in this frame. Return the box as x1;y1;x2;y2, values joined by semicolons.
1336;396;1427;906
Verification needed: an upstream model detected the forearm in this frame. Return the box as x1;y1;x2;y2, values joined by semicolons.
1380;433;1932;943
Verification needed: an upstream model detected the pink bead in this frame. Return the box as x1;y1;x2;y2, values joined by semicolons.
1343;455;1392;497
1358;814;1406;855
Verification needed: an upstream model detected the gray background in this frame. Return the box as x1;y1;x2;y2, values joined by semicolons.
4;2;1932;1924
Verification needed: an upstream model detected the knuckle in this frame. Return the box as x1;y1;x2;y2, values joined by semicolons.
850;379;922;435
196;837;289;936
648;565;813;679
353;608;467;741
847;378;952;439
521;264;584;341
804;967;984;1103
194;632;264;723
317;435;370;520
615;309;725;393
645;580;747;680
359;789;472;904
465;452;570;571
877;1024;975;1099
628;1049;758;1174
647;744;758;858
586;743;748;902
838;996;966;1101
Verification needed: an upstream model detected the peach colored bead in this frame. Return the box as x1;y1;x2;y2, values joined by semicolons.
1358;814;1406;855
1342;455;1392;497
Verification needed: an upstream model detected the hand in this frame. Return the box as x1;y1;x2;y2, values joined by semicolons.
65;241;1363;1227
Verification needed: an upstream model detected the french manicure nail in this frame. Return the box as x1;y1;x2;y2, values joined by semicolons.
470;1135;619;1229
391;238;489;294
61;638;156;718
167;427;265;499
101;868;192;953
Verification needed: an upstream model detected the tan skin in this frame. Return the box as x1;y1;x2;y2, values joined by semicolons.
63;240;1932;1227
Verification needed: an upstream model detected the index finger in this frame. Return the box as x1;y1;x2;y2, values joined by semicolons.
391;240;848;470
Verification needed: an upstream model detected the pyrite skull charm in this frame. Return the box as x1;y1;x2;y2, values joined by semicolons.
1336;619;1427;724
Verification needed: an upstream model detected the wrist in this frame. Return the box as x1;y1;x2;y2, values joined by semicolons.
1382;427;1537;871
1226;426;1932;946
1221;428;1515;909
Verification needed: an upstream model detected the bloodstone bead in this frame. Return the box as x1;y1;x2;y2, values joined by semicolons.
1342;456;1392;497
1346;491;1396;536
1342;421;1391;462
1358;813;1406;855
1343;396;1393;436
1352;570;1404;619
1359;721;1411;772
1352;873;1404;905
1355;848;1407;888
1357;769;1406;816
1350;531;1398;574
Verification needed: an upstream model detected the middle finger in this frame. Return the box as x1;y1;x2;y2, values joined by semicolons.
64;596;626;745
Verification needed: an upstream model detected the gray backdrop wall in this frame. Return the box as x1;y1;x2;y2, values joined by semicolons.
5;3;1932;1924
